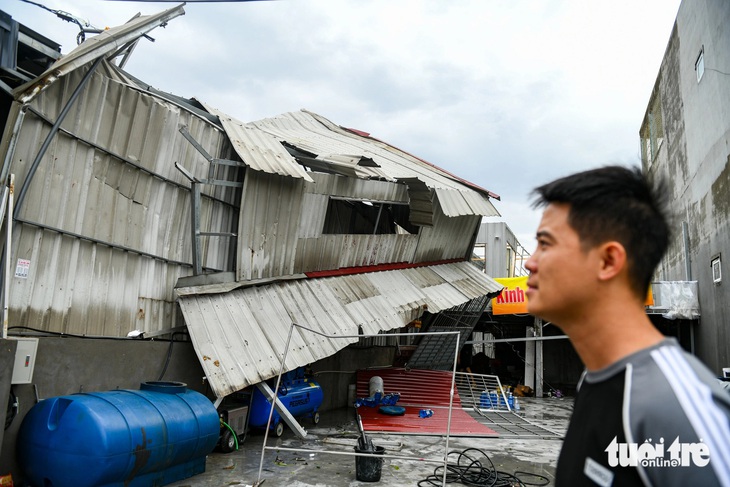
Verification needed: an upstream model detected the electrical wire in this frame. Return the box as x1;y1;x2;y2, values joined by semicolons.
417;448;550;486
8;326;189;343
19;0;102;44
157;331;186;380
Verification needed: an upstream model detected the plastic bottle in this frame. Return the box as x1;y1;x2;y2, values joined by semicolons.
419;409;433;418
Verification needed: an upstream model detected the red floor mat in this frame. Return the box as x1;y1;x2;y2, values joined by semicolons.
356;368;498;436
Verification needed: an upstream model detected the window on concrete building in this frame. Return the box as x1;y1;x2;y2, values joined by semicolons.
696;48;705;82
640;94;664;168
712;255;722;284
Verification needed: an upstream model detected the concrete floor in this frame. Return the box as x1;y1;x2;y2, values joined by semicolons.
168;397;572;487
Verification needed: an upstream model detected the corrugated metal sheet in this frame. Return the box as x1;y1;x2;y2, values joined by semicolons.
204;104;314;182
435;187;498;218
309;172;407;202
15;4;186;104
4;51;239;337
178;261;502;398
243;110;499;218
237;170;419;280
414;205;481;262
398;177;434;227
356;369;499;436
237;170;305;280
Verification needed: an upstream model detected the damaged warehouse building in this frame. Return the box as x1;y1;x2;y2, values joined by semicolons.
0;5;538;484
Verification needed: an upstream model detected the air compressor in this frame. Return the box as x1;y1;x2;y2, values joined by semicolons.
248;367;323;436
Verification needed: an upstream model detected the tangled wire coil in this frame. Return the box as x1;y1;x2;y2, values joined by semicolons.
417;448;551;487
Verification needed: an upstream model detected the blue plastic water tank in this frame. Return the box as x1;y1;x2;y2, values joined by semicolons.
17;381;219;487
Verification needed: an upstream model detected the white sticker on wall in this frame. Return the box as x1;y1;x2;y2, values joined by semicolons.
15;259;30;279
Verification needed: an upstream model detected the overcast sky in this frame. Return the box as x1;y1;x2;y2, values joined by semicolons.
8;0;682;249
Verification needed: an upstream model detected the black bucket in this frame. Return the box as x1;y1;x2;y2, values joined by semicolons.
354;445;385;482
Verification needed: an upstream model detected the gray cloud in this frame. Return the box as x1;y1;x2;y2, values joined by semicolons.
6;0;681;248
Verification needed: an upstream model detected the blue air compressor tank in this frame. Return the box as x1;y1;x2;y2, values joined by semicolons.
17;381;219;487
249;369;324;432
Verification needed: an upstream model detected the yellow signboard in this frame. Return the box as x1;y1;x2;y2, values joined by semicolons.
490;277;654;314
492;276;529;315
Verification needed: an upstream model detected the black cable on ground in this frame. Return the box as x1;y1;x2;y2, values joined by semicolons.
417;448;550;487
5;387;17;431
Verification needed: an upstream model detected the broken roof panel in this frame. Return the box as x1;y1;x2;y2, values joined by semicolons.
177;261;502;398
15;4;185;104
435;187;500;218
203;103;314;182
214;111;499;216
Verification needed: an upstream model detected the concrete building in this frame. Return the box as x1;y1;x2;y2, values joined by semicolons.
472;221;530;278
640;0;730;374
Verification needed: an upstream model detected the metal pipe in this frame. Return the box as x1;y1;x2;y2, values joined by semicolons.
443;331;459;486
191;182;202;275
535;317;544;399
682;221;692;280
266;445;450;465
372;203;384;235
466;334;569;344
257;322;297;484
16;57;104;212
524;326;535;389
2;175;13;339
682;221;695;354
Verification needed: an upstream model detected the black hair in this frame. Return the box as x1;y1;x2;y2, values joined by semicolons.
531;165;671;299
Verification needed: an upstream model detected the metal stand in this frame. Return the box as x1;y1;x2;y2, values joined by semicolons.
256;323;462;487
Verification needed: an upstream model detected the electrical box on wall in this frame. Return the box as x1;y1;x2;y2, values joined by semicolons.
10;337;39;384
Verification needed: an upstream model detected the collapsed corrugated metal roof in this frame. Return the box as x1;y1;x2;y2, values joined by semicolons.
177;261;502;398
203;107;500;219
14;4;185;104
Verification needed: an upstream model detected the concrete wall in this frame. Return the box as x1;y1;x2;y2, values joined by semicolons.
0;339;17;478
644;0;730;373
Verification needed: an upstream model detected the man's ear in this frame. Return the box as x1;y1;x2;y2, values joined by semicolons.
597;241;627;282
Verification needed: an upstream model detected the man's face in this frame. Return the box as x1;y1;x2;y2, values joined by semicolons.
525;203;600;325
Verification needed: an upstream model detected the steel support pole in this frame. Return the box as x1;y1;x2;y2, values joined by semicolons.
535;317;544;398
3;175;14;339
524;326;535;389
191;181;202;275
